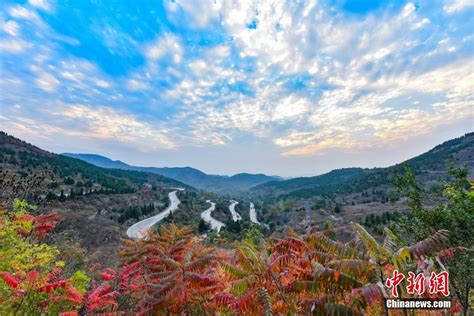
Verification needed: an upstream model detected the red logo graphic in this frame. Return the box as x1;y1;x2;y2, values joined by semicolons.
386;270;450;297
429;271;450;297
406;272;425;295
385;270;405;297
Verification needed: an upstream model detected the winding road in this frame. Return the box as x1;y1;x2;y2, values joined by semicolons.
249;202;260;225
228;200;242;221
201;200;225;232
126;189;182;239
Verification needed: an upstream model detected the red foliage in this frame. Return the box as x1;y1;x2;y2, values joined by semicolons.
0;272;19;288
100;268;116;281
13;211;59;238
37;279;70;293
62;286;84;305
0;267;85;312
212;293;235;305
25;270;40;282
118;225;223;313
32;213;59;238
229;290;257;312
15;214;34;222
58;312;78;316
86;282;119;312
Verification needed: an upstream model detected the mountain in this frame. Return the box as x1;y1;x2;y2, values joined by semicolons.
2;130;473;268
251;132;474;199
245;132;474;241
60;153;132;170
62;153;280;193
0;133;189;200
0;131;198;266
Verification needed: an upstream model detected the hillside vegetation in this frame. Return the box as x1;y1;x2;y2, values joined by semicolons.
63;153;280;193
2;174;471;315
0;131;473;314
0;131;202;266
249;133;473;236
252;133;474;199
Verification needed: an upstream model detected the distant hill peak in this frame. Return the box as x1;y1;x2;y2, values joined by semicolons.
61;152;281;193
62;153;130;169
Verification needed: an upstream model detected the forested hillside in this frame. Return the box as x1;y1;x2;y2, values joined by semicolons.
249;133;474;239
0;131;202;266
0;132;189;201
63;153;280;193
1;132;473;314
252;132;474;200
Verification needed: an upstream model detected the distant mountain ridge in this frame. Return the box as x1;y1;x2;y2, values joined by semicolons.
251;132;474;199
62;153;281;193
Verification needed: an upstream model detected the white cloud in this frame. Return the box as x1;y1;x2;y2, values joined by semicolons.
94;24;137;57
413;18;430;29
400;2;416;18
0;39;30;53
164;0;222;29
1;103;177;151
272;95;311;121
2;0;472;159
28;0;53;12
45;104;176;150
127;79;149;91
54;59;113;91
7;5;45;27
208;45;231;59
2;20;20;36
60;71;84;82
144;33;183;64
35;72;59;92
274;59;474;156
444;0;474;14
158;0;472;152
95;79;111;88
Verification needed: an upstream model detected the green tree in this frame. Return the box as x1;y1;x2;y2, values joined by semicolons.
198;219;210;234
394;164;474;314
0;200;88;314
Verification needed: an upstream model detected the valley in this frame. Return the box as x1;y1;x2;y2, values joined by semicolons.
63;153;281;193
2;0;473;313
1;130;473;314
1;131;472;253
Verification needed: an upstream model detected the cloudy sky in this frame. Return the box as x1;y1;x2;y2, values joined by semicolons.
0;0;473;177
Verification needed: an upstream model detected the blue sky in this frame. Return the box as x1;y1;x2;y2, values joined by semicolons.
0;0;473;177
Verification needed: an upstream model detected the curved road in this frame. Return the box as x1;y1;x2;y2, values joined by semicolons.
126;189;182;239
228;200;242;221
249;202;260;225
201;200;225;232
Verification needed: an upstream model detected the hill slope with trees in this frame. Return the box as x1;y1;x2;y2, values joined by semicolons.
0;131;203;266
252;132;474;199
63;153;281;193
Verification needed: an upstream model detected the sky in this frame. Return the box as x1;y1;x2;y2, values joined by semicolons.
0;0;473;177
